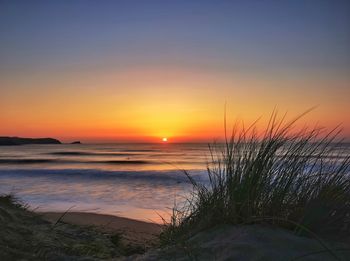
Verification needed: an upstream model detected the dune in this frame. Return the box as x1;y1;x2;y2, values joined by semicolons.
2;194;350;260
134;225;350;261
41;213;350;260
39;213;350;261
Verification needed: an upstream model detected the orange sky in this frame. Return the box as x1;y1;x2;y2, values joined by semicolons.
1;2;349;143
1;65;349;143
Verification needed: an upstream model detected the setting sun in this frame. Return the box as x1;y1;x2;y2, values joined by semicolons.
0;2;349;259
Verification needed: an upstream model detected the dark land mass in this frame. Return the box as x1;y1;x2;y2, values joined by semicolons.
0;137;61;146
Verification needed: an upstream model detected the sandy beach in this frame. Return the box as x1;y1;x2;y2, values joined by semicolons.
41;212;162;247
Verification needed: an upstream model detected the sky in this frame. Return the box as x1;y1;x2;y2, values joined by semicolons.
0;0;349;142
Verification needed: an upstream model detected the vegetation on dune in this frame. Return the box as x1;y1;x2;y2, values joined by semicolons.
160;111;350;246
0;194;145;260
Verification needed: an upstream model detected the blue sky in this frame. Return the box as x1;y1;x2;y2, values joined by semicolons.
1;0;349;75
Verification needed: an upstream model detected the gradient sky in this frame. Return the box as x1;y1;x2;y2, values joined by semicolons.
1;0;349;142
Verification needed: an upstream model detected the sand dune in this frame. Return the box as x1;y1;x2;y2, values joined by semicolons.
133;225;350;261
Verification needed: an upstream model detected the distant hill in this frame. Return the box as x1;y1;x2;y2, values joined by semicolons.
0;137;61;146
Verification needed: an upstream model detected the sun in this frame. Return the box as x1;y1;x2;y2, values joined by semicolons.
162;137;168;142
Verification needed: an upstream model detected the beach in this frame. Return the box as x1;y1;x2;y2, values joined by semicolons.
41;212;162;247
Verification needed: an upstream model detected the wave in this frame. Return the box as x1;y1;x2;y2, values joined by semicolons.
0;168;206;183
92;160;149;164
119;149;160;152
48;151;143;156
0;158;151;165
47;151;187;157
0;159;57;164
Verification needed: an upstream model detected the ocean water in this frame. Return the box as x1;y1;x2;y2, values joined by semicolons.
0;142;349;223
0;143;210;222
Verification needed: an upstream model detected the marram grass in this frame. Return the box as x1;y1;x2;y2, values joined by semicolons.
160;111;350;245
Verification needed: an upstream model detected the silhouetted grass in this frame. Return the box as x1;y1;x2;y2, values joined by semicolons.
160;111;350;245
0;193;26;209
0;194;122;259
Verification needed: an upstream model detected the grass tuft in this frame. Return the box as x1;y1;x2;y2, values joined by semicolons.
0;193;26;209
160;111;350;245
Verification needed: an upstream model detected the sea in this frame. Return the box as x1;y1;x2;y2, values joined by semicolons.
0;142;349;223
0;143;210;222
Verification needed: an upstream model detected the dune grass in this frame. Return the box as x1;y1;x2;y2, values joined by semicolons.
160;111;350;245
0;194;145;259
